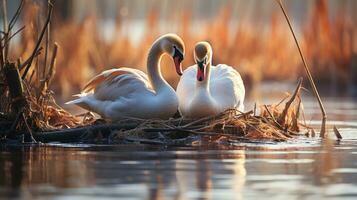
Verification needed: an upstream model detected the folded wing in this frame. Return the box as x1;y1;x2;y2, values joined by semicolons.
81;67;154;101
210;64;245;110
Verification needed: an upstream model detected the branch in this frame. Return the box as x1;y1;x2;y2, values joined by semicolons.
277;77;302;125
8;0;24;31
33;123;139;143
19;47;43;70
21;2;53;79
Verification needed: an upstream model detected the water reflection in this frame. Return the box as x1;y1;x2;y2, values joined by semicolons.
0;145;248;200
0;97;357;199
1;142;357;199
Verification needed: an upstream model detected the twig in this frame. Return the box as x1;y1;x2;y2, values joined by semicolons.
333;126;342;140
22;113;37;143
33;123;139;143
43;0;52;79
181;110;235;128
2;25;25;46
46;42;57;86
0;0;6;67
1;0;7;34
19;47;43;70
38;43;57;99
1;0;8;60
22;2;53;79
264;105;285;130
1;0;24;66
277;77;302;126
8;0;24;31
275;93;291;107
291;97;301;131
28;70;35;84
276;0;327;137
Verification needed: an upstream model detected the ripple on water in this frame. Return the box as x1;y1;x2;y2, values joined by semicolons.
332;168;357;174
246;174;304;181
324;184;357;196
247;158;315;164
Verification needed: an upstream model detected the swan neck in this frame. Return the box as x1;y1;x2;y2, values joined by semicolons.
147;42;169;93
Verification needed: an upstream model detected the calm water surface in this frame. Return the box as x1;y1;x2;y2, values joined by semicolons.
0;96;356;200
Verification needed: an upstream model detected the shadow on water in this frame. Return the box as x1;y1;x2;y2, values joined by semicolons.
0;97;357;199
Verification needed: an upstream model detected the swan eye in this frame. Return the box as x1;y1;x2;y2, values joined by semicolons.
203;56;207;64
173;45;179;54
197;59;205;69
173;45;183;62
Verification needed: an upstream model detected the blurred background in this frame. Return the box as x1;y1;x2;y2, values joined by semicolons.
4;0;357;100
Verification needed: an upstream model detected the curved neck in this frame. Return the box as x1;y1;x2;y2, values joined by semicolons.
147;42;170;93
195;60;212;91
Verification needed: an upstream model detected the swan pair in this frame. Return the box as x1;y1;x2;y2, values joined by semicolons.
66;34;245;120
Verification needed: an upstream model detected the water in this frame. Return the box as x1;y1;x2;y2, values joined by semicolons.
0;97;356;200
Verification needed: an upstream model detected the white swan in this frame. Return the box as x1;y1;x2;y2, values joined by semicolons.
176;41;245;118
66;34;185;121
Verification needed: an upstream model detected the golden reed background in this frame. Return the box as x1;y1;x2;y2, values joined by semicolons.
8;0;357;98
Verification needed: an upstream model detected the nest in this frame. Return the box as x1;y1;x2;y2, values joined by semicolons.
102;79;309;146
1;78;308;146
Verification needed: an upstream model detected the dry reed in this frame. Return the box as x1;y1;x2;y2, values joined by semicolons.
0;0;84;142
106;79;308;145
7;0;356;98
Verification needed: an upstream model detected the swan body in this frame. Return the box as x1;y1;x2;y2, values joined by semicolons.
177;42;245;118
66;34;185;121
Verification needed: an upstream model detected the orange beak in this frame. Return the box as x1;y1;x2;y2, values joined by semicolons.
174;56;183;76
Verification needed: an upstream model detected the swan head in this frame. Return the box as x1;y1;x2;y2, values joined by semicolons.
194;41;212;82
159;33;185;76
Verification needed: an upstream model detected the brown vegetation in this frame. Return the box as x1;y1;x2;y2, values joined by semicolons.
7;0;356;98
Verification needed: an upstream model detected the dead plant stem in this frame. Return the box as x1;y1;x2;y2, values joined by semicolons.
276;0;327;137
22;2;53;80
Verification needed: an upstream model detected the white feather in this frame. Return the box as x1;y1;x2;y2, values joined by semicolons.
177;64;245;118
66;34;184;121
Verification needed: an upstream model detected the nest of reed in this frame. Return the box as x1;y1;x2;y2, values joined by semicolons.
103;79;309;146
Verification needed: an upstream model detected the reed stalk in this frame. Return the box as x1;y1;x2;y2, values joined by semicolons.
276;0;327;137
22;2;53;80
43;0;51;79
1;0;8;60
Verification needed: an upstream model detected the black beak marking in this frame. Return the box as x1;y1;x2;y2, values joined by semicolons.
173;46;184;62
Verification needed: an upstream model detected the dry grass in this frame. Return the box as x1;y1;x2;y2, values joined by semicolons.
108;80;307;145
0;1;87;142
20;78;308;145
7;0;356;98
